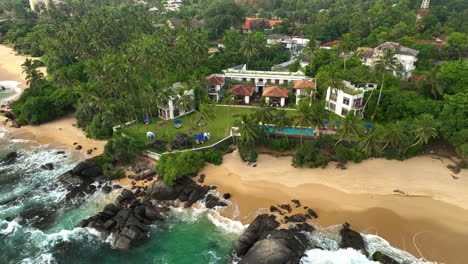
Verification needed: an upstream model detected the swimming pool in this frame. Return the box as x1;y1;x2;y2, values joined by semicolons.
261;125;315;135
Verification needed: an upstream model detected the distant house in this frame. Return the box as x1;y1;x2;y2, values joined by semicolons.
267;35;309;56
229;84;255;104
29;0;59;10
168;19;203;29
206;75;225;102
414;38;446;50
164;0;183;11
157;83;195;120
262;86;289;107
325;81;377;118
293;80;316;105
358;42;419;79
320;40;341;49
242;17;282;33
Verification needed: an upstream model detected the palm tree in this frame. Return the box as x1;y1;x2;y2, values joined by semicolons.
411;114;440;146
374;48;400;108
417;73;444;100
381;121;407;155
22;59;44;89
319;65;344;95
233;114;259;143
272;109;291;138
294;102;314;145
340;33;356;70
335;110;358;146
253;99;274;139
303;39;319;64
298;87;318;106
175;88;194;120
222;91;236;126
240;34;263;65
195;103;215;127
358;127;382;156
309;101;330;135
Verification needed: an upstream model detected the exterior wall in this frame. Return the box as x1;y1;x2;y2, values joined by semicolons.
245;96;250;104
325;87;366;118
295;89;310;105
208;83;223;102
223;71;313;92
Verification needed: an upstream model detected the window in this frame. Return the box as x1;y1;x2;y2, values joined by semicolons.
341;108;348;116
275;80;280;84
283;80;288;84
242;78;247;81
343;97;350;105
330;103;336;111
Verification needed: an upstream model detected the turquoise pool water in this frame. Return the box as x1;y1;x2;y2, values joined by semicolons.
261;125;314;135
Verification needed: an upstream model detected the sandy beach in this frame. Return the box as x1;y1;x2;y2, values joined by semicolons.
0;44;105;157
201;153;468;264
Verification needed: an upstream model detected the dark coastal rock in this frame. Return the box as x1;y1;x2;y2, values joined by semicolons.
148;181;179;200
239;229;310;264
372;251;400;264
269;206;283;215
40;163;54;170
290;222;315;233
291;199;301;207
222;193;231;199
172;133;192;150
340;223;368;255
1;151;18;164
307;208;318;218
234;214;280;257
278;204;292;213
197;177;204;183
79;198;165;251
205;194;227;209
75;145;82;150
2;111;17;120
285;213;307;223
102;185;112;194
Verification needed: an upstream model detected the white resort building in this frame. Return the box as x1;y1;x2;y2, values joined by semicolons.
206;75;225;102
358;42;419;79
266;35;309;56
164;0;183;11
325;81;377;118
157;83;195;120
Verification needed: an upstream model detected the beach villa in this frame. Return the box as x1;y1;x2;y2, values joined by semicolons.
262;86;289;107
325;81;377;118
229;84;255;104
293;80;317;105
358;42;419;79
206;75;225;102
157;83;195;120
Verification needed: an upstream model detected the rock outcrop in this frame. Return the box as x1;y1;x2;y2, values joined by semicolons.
172;133;192;150
1;151;18;165
232;214;311;264
340;223;368;255
78;189;164;251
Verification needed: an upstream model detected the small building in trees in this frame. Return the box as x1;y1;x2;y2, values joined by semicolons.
164;0;183;11
320;40;341;49
262;86;289;107
357;42;419;79
157;83;195;120
325;81;377;118
241;17;282;33
267;35;309;56
206;75;225;102
229;84;255;105
293;80;317;105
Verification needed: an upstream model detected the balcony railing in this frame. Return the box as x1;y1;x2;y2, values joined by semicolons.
352;104;364;109
208;88;218;93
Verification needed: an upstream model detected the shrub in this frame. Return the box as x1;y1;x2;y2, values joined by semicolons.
103;135;141;164
267;138;296;152
19;96;57;125
239;142;258;162
292;141;329;168
155;151;205;186
335;144;364;163
203;149;223;165
314;134;335;149
85;112;114;139
103;164;125;180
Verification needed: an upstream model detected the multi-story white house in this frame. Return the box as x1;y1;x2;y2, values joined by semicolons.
206;75;225;102
267;35;309;56
325;81;377;118
222;64;314;95
157;83;195;120
293;80;316;105
358;42;419;79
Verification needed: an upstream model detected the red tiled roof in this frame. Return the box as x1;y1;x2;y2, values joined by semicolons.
436;35;449;42
320;40;341;48
294;80;316;89
230;84;255;96
262;86;289;98
243;17;282;30
206;76;225;85
414;39;443;47
409;75;427;82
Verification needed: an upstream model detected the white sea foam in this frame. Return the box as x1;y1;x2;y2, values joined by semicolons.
301;248;380;264
0;80;22;103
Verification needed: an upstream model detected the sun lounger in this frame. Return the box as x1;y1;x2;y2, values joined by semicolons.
174;124;182;129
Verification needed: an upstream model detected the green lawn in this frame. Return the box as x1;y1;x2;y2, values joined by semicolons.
119;105;375;152
120;106;257;151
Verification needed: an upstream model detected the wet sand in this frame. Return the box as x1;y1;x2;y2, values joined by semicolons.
0;45;105;157
201;152;468;264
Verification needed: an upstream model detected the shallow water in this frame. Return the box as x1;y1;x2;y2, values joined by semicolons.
0;81;20;104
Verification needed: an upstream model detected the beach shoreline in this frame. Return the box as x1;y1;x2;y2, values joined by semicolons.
0;44;106;157
200;152;468;264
